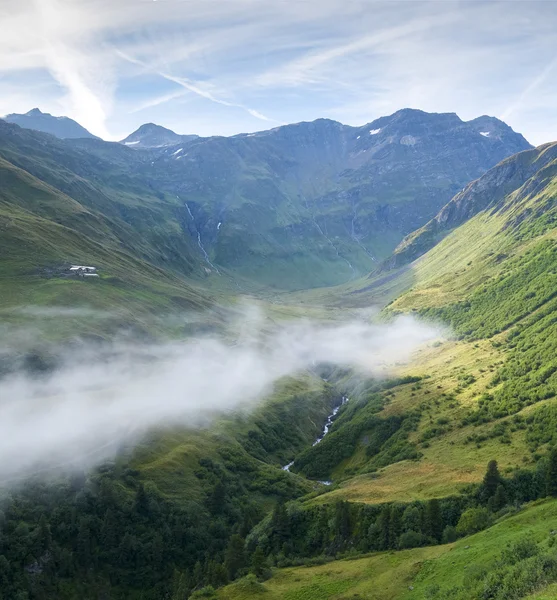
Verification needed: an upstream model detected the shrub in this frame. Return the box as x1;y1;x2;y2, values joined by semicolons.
442;525;457;544
189;586;217;599
398;530;429;549
456;507;492;536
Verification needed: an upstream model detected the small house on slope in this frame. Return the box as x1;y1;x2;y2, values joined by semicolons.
69;265;98;277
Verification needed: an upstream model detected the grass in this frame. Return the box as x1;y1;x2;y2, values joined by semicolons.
128;374;332;507
217;499;557;600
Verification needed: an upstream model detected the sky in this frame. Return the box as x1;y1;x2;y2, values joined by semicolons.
0;0;555;144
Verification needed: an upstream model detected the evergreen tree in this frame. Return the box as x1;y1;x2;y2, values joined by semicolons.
482;460;502;502
192;561;204;589
100;508;119;549
207;560;228;587
546;448;557;497
134;484;150;518
0;555;10;587
388;505;404;548
35;514;51;556
207;482;226;515
270;502;290;550
250;546;268;580
377;506;391;550
490;484;508;512
441;525;457;544
426;499;443;542
334;501;351;541
76;519;91;567
172;570;192;600
224;534;247;581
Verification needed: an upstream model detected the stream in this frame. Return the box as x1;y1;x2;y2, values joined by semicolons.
282;396;349;485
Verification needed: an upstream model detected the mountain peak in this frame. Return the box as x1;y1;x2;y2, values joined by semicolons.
120;123;198;149
4;109;97;140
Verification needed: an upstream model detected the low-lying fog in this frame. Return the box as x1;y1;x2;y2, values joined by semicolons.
0;309;443;483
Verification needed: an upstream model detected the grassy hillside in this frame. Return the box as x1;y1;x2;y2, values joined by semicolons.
0;135;218;342
217;499;557;600
0;119;554;600
290;143;557;508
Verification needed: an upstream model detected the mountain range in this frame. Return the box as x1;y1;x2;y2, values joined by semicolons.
0;108;531;290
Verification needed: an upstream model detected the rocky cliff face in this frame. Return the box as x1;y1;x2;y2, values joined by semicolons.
387;142;557;270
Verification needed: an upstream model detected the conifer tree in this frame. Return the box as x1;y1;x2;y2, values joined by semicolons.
490;484;508;512
426;499;443;542
76;519;91;567
250;546;267;579
388;504;404;548
334;501;351;540
377;505;391;550
482;460;502;501
101;508;119;549
546;447;557;497
134;484;150;517
270;501;290;549
224;534;247;580
192;561;204;588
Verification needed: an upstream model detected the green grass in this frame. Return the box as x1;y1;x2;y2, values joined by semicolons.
129;375;333;506
217;499;557;600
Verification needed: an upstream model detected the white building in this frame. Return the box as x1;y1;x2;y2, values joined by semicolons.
69;265;98;277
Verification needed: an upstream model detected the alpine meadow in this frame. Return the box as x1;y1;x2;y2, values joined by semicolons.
1;2;557;600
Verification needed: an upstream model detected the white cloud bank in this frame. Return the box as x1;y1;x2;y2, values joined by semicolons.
0;314;442;483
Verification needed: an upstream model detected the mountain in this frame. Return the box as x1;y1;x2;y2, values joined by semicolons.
386;141;557;268
3;107;98;140
0;108;531;296
120;123;199;148
0;119;212;328
140;109;531;289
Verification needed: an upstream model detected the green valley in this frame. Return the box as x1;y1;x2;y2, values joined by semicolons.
1;109;557;600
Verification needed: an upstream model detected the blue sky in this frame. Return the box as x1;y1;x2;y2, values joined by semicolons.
1;0;556;144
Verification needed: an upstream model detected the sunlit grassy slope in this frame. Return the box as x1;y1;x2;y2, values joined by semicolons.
218;499;557;600
291;143;557;506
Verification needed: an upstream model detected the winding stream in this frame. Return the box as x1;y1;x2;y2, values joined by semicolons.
282;396;349;484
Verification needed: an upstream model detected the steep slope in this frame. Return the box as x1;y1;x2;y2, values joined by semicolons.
121;123;199;148
2;109;528;292
142;109;530;288
0;120;209;281
387;142;556;268
299;141;557;502
0;126;213;332
3;108;97;139
218;500;557;600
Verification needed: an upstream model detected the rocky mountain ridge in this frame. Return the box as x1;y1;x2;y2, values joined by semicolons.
3;108;98;140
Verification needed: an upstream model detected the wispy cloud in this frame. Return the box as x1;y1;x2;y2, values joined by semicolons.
31;0;115;139
128;88;189;114
501;57;557;121
116;48;274;123
0;1;556;143
255;10;460;89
